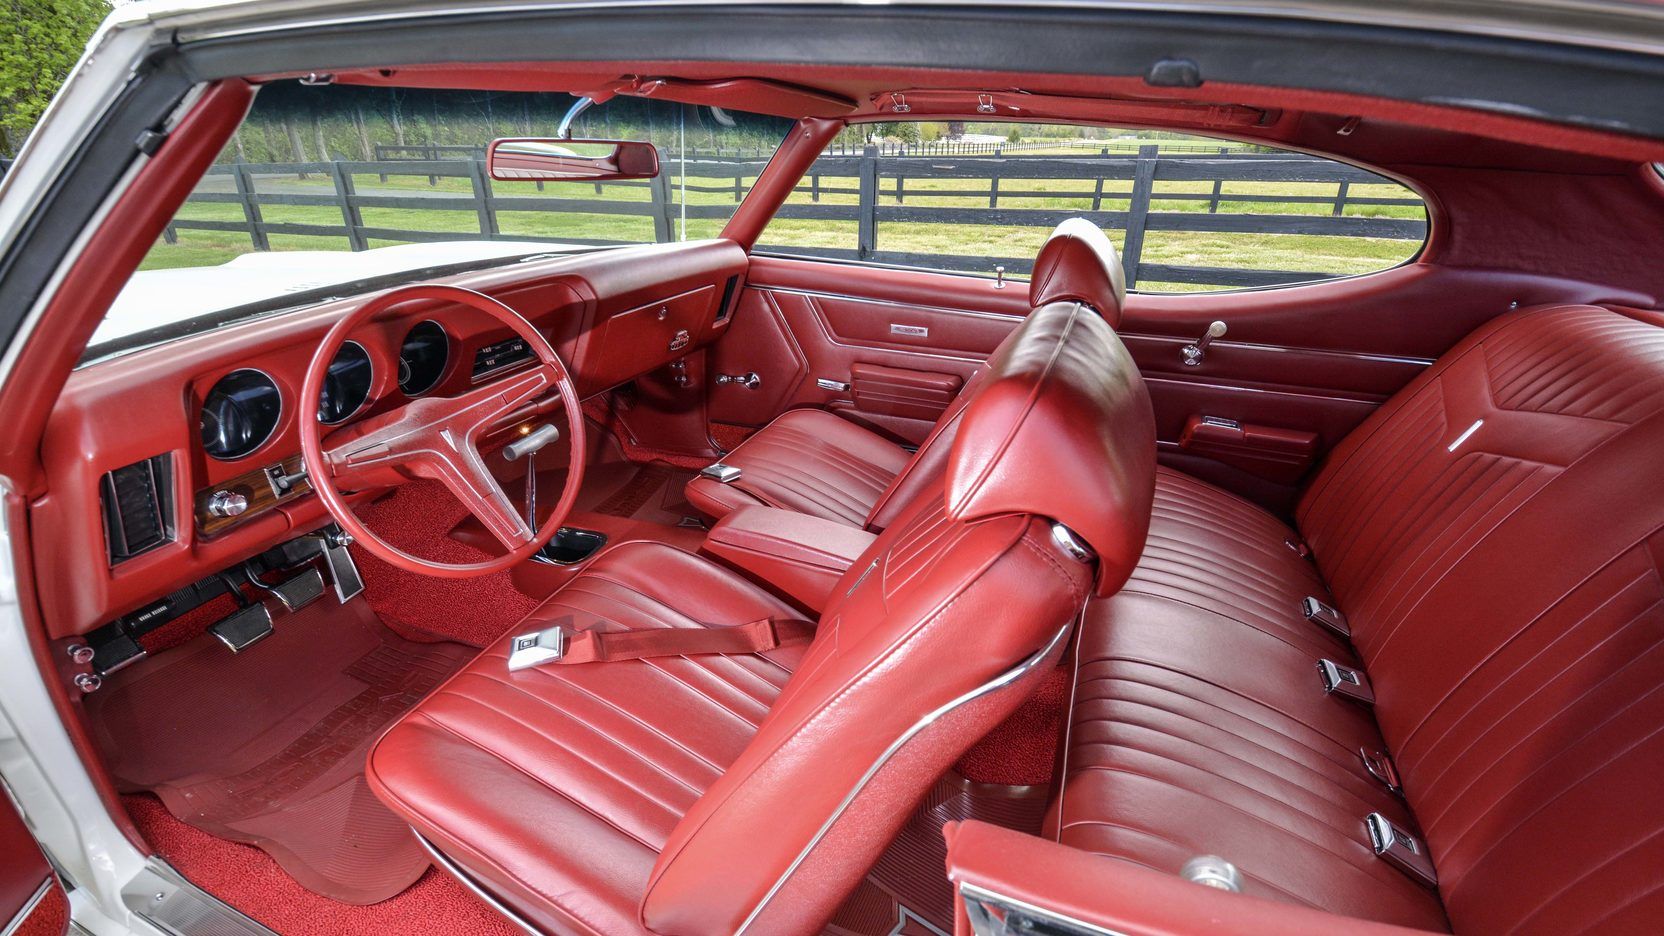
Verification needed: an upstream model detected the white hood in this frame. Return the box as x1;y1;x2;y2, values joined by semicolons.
92;240;576;349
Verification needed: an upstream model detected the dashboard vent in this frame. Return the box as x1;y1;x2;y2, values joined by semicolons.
100;454;175;565
715;275;741;322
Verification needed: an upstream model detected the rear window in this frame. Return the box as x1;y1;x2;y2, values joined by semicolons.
756;123;1427;293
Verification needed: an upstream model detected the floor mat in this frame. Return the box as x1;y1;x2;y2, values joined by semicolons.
829;774;1049;935
86;597;476;905
588;461;699;524
126;794;520;936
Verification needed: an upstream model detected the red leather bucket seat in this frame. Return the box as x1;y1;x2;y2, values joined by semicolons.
367;298;1157;935
684;218;1126;530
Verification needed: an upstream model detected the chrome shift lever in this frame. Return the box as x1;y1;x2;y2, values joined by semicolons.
504;423;561;534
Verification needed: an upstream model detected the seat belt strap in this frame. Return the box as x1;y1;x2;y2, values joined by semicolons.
508;618;815;670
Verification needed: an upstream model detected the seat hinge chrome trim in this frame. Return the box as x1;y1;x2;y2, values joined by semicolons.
414;832;542;936
734;619;1076;936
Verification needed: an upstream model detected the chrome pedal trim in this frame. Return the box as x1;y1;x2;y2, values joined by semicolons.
123;858;277;936
415;832;540;936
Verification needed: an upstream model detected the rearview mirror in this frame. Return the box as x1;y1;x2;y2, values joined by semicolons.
486;138;660;182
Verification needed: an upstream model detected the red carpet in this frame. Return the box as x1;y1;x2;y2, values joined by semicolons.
88;598;475;904
955;666;1070;786
127;795;518;936
350;480;541;647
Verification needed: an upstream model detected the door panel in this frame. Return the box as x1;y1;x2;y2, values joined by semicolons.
709;256;1026;442
1;789;67;936
709;257;1636;509
1120;263;1642;510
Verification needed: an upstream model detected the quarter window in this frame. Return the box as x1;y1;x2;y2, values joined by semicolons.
756;124;1427;292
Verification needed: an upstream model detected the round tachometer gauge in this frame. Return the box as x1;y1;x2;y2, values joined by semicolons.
318;340;374;424
398;320;449;396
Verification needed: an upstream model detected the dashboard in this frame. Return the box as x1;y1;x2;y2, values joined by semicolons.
34;239;747;639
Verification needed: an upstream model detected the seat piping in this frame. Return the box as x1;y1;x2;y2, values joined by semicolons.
733;613;1079;936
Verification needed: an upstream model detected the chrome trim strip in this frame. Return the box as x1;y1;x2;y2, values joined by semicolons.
125;858;278;936
1122;332;1436;368
735;618;1075;935
959;882;1133;936
764;285;1024;325
415;832;542;936
0;879;54;936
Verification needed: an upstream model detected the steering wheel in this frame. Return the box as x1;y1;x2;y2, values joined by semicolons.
299;284;586;578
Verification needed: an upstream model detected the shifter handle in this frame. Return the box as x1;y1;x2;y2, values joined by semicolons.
504;423;561;460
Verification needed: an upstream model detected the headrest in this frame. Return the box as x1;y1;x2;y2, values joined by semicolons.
945;301;1155;596
1029;218;1126;328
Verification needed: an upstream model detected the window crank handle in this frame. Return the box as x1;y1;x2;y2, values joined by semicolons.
1182;321;1227;367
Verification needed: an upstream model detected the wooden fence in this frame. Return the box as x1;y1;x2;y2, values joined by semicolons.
165;145;1425;289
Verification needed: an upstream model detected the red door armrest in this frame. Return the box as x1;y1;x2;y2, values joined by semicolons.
944;821;1439;936
701;505;877;613
1178;414;1318;484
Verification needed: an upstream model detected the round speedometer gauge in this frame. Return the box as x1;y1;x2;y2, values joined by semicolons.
200;369;282;460
318;341;373;424
398;320;449;396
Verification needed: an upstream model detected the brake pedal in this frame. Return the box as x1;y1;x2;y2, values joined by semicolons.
210;603;275;654
270;567;326;611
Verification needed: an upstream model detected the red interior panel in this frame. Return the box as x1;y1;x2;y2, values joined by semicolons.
0;790;60;936
35;240;744;638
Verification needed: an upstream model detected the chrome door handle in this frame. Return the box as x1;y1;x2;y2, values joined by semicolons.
716;372;761;389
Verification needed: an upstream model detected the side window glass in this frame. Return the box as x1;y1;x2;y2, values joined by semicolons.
756;124;1426;292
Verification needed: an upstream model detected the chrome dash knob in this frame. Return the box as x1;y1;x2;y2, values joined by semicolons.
208;490;249;518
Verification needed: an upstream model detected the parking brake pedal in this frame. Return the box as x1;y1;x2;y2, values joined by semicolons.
210;603;275;654
245;566;326;612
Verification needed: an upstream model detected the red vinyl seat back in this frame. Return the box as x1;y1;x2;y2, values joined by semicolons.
1295;305;1664;933
639;301;1155;935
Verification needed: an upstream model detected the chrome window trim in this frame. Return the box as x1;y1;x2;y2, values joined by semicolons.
735;616;1077;935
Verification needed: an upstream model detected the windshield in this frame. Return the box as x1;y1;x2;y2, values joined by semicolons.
90;81;792;360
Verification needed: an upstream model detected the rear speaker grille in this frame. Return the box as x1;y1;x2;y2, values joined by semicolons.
101;454;174;564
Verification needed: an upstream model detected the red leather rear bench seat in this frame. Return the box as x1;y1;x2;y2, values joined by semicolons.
1049;304;1664;933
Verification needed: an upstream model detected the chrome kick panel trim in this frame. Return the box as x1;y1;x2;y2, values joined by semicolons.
1;879;54;936
123;858;277;936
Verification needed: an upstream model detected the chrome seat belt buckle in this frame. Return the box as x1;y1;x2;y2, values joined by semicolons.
507;626;566;671
1318;659;1374;705
1302;596;1350;638
1365;813;1438;888
700;463;742;483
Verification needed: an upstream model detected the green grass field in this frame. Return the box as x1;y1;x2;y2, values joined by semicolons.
142;158;1425;293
